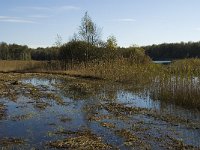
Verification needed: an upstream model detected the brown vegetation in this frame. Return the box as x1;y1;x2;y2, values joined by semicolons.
0;60;63;72
49;129;113;149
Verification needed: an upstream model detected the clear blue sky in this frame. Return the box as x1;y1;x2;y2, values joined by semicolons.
0;0;200;48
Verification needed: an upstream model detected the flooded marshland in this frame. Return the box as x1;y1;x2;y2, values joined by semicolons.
0;73;200;149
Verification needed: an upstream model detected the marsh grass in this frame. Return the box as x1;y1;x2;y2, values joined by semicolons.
0;60;63;72
149;59;200;110
65;59;162;85
151;74;200;110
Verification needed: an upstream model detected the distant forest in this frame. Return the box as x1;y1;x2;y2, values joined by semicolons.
1;41;200;62
0;42;59;61
0;41;148;62
144;42;200;60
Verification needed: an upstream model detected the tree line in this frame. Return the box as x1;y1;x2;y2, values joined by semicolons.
144;42;200;60
0;41;148;61
0;42;31;60
0;42;61;61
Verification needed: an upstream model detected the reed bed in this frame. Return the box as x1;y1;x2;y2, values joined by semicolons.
65;59;163;85
151;74;200;110
147;59;200;110
169;58;200;75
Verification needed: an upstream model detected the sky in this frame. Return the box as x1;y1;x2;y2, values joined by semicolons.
0;0;200;48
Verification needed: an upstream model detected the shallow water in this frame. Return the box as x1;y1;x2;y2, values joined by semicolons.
0;76;200;149
117;90;200;121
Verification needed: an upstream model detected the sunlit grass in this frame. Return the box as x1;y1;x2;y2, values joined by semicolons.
0;60;63;72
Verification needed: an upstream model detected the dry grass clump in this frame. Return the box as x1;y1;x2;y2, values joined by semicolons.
114;129;150;149
0;103;6;120
100;122;116;129
0;103;5;109
104;103;145;116
0;137;25;146
60;117;72;123
35;101;50;110
49;130;113;149
56;80;100;100
11;113;34;121
166;135;198;150
87;114;112;122
92;102;200;129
